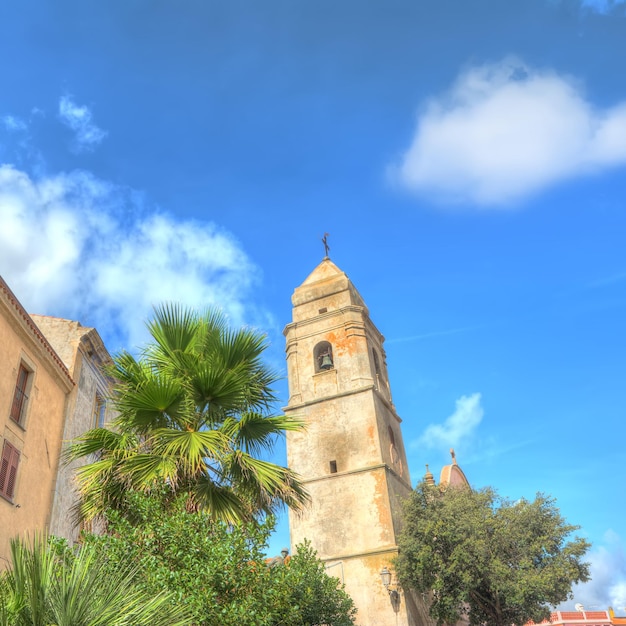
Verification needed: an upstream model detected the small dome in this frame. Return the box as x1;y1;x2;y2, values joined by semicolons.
439;450;470;488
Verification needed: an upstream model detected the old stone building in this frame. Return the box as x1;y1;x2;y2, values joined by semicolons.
0;276;114;562
30;315;114;542
284;257;427;626
0;276;73;563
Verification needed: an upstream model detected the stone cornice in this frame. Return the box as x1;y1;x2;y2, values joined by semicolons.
0;275;74;390
322;545;399;564
297;462;412;491
284;382;402;423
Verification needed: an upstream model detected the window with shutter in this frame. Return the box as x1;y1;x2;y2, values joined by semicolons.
10;364;31;426
0;440;20;502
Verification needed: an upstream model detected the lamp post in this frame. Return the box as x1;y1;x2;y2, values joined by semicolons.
380;567;392;588
380;567;400;603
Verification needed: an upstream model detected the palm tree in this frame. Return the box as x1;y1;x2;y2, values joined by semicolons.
0;535;191;626
66;304;308;524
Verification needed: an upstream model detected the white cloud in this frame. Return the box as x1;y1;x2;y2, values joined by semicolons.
392;58;626;206
417;393;484;449
58;95;107;151
564;530;626;610
0;164;257;350
2;115;27;132
579;0;626;15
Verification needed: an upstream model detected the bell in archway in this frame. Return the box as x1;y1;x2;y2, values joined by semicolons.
320;353;333;370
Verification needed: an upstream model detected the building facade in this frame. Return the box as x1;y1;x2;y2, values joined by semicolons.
284;258;427;626
31;315;114;542
0;277;74;564
0;276;114;563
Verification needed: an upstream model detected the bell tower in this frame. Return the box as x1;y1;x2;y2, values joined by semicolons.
284;257;420;626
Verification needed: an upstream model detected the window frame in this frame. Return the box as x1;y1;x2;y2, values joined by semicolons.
10;362;33;427
314;341;334;373
0;440;20;502
93;393;106;429
372;349;381;377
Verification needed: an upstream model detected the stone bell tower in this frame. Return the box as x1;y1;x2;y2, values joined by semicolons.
284;257;421;626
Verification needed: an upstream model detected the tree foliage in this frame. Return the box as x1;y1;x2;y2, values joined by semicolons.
278;541;357;626
395;482;590;626
80;490;356;626
0;535;191;626
50;304;353;624
66;304;308;524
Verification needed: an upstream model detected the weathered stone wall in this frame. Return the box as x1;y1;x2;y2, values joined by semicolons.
31;316;114;543
285;259;418;626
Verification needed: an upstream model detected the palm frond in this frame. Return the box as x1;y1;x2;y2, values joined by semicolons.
153;428;230;474
190;362;250;415
192;477;254;524
63;428;128;464
104;351;149;387
119;453;180;489
218;326;267;369
113;375;185;430
5;535;55;626
226;412;304;456
148;302;201;356
224;451;309;514
2;536;191;626
67;304;307;523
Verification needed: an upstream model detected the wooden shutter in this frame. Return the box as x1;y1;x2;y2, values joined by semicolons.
0;441;20;500
10;364;30;424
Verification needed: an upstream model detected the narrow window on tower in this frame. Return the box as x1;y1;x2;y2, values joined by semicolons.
372;349;382;390
329;460;338;474
314;341;334;373
372;349;381;377
388;426;403;476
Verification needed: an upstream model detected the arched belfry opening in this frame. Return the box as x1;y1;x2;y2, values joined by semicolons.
314;341;334;372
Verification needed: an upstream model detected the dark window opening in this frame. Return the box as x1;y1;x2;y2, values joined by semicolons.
388;426;396;447
318;307;327;314
329;460;337;474
314;341;334;372
373;349;381;377
10;364;31;426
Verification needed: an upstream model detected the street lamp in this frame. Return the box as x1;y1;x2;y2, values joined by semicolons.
380;567;400;603
380;567;392;588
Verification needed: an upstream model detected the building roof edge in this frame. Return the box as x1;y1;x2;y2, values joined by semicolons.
0;275;74;388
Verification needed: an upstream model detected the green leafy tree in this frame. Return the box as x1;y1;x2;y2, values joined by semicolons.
60;304;353;624
66;304;308;524
395;482;590;626
80;490;356;626
276;541;357;626
0;535;191;626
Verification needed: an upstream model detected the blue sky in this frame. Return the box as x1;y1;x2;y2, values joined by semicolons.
1;0;625;609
